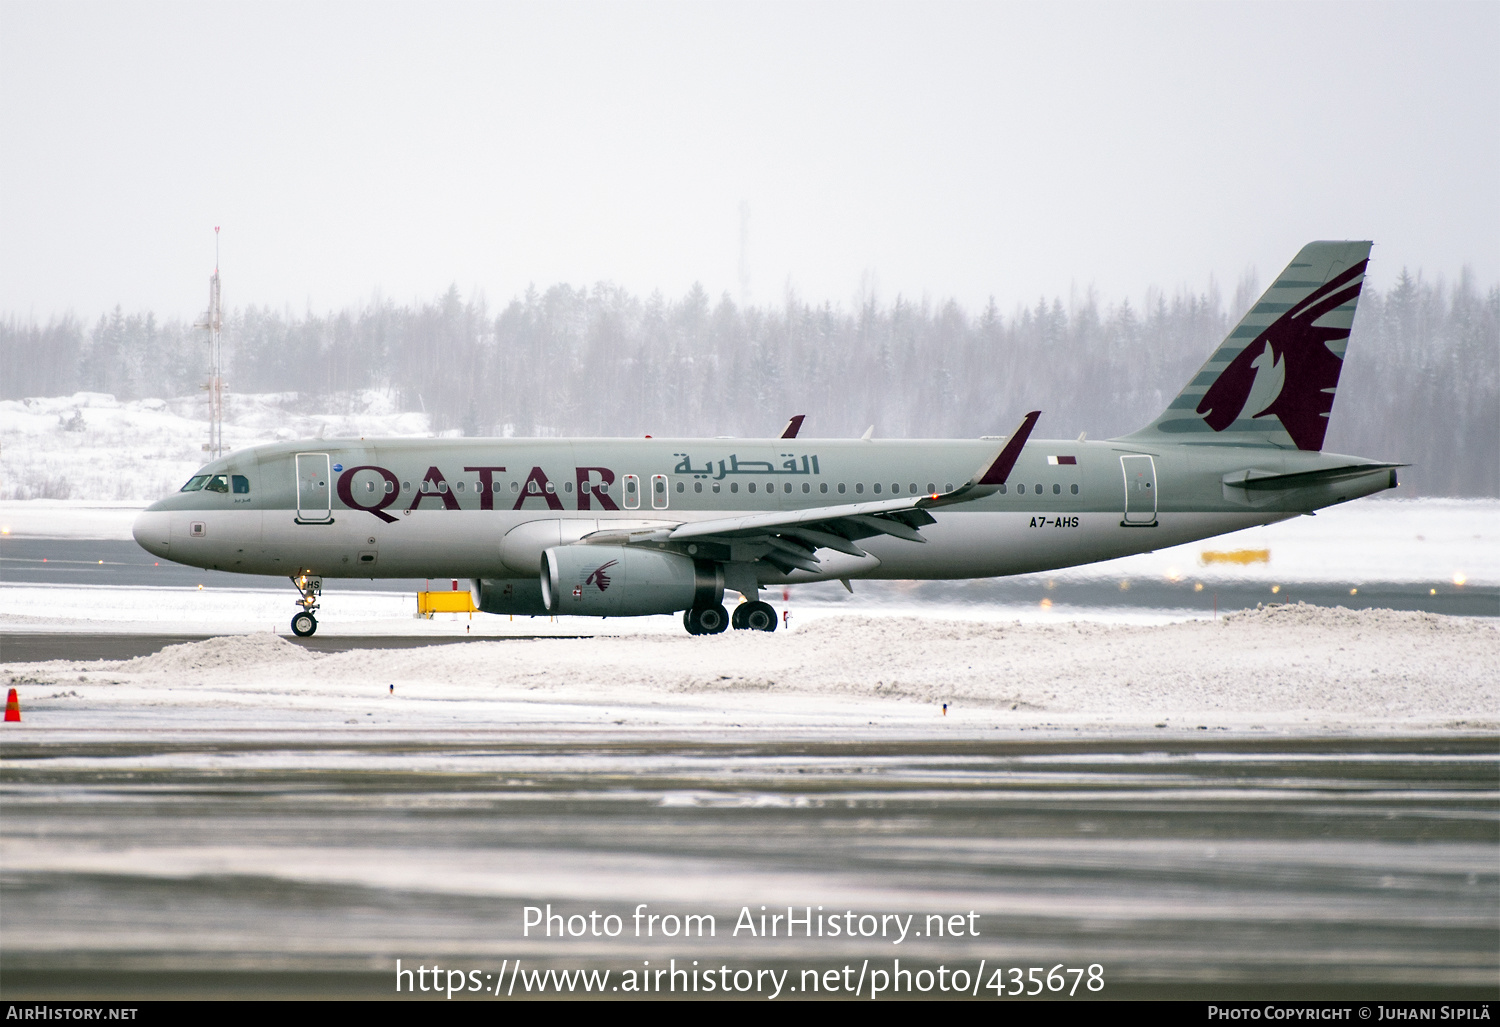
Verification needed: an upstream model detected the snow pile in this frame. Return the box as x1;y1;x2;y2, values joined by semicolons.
0;391;430;501
1221;602;1484;633
114;632;318;674
13;606;1489;733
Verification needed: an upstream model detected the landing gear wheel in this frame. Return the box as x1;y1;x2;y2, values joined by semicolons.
684;604;729;635
733;600;777;632
291;611;318;637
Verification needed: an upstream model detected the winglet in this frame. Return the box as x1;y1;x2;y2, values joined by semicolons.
780;414;805;439
977;411;1040;485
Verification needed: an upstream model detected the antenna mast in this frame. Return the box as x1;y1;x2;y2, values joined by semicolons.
196;227;225;458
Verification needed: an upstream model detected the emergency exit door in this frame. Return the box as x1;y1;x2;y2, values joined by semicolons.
296;453;332;522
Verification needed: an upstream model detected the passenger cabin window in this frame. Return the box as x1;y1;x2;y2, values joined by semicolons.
203;474;230;493
802;482;810;493
999;483;1008;494
838;483;846;494
694;482;702;493
1053;483;1061;494
855;483;864;494
1016;484;1025;494
873;483;881;494
730;482;739;494
748;483;757;494
820;483;828;493
1071;484;1079;494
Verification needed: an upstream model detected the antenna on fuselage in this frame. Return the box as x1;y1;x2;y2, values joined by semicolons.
194;227;225;460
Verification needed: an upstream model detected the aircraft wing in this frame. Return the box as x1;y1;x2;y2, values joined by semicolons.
580;411;1040;575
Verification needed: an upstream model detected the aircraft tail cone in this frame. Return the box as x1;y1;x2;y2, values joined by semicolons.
4;688;20;722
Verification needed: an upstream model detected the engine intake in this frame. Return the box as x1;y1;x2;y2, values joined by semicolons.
541;545;722;616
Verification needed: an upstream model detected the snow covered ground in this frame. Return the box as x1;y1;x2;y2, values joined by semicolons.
4;605;1495;736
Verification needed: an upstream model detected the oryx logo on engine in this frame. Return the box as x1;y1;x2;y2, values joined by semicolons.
585;560;619;592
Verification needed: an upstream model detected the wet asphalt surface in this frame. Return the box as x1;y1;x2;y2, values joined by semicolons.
1;733;1495;999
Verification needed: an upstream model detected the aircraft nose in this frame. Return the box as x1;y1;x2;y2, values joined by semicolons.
132;510;171;558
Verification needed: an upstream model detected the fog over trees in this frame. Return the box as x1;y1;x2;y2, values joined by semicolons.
3;271;1495;496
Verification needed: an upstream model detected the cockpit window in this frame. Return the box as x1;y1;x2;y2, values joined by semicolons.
232;474;250;494
203;474;230;493
180;475;210;492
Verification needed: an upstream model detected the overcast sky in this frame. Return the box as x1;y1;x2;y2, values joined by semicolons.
2;0;1496;321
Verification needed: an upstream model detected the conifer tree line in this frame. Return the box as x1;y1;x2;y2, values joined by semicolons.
3;270;1495;496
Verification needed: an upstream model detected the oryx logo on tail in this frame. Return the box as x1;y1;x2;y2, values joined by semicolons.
1196;260;1368;451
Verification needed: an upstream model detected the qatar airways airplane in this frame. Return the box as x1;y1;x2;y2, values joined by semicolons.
133;241;1398;637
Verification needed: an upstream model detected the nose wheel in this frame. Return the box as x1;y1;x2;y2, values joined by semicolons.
289;573;322;637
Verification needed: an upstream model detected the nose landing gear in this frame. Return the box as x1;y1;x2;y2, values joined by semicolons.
289;573;322;637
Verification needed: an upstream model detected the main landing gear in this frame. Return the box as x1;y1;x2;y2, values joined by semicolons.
289;573;322;637
683;604;729;635
732;600;777;632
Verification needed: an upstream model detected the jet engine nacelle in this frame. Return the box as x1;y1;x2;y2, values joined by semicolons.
472;577;552;616
541;545;723;616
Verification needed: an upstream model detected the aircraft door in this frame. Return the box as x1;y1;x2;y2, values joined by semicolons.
623;474;641;510
296;453;333;522
1120;455;1157;526
651;473;669;510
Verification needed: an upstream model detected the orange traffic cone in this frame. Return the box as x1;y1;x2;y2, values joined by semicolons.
4;688;20;722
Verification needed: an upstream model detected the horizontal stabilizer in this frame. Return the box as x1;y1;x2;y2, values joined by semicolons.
1222;463;1404;491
